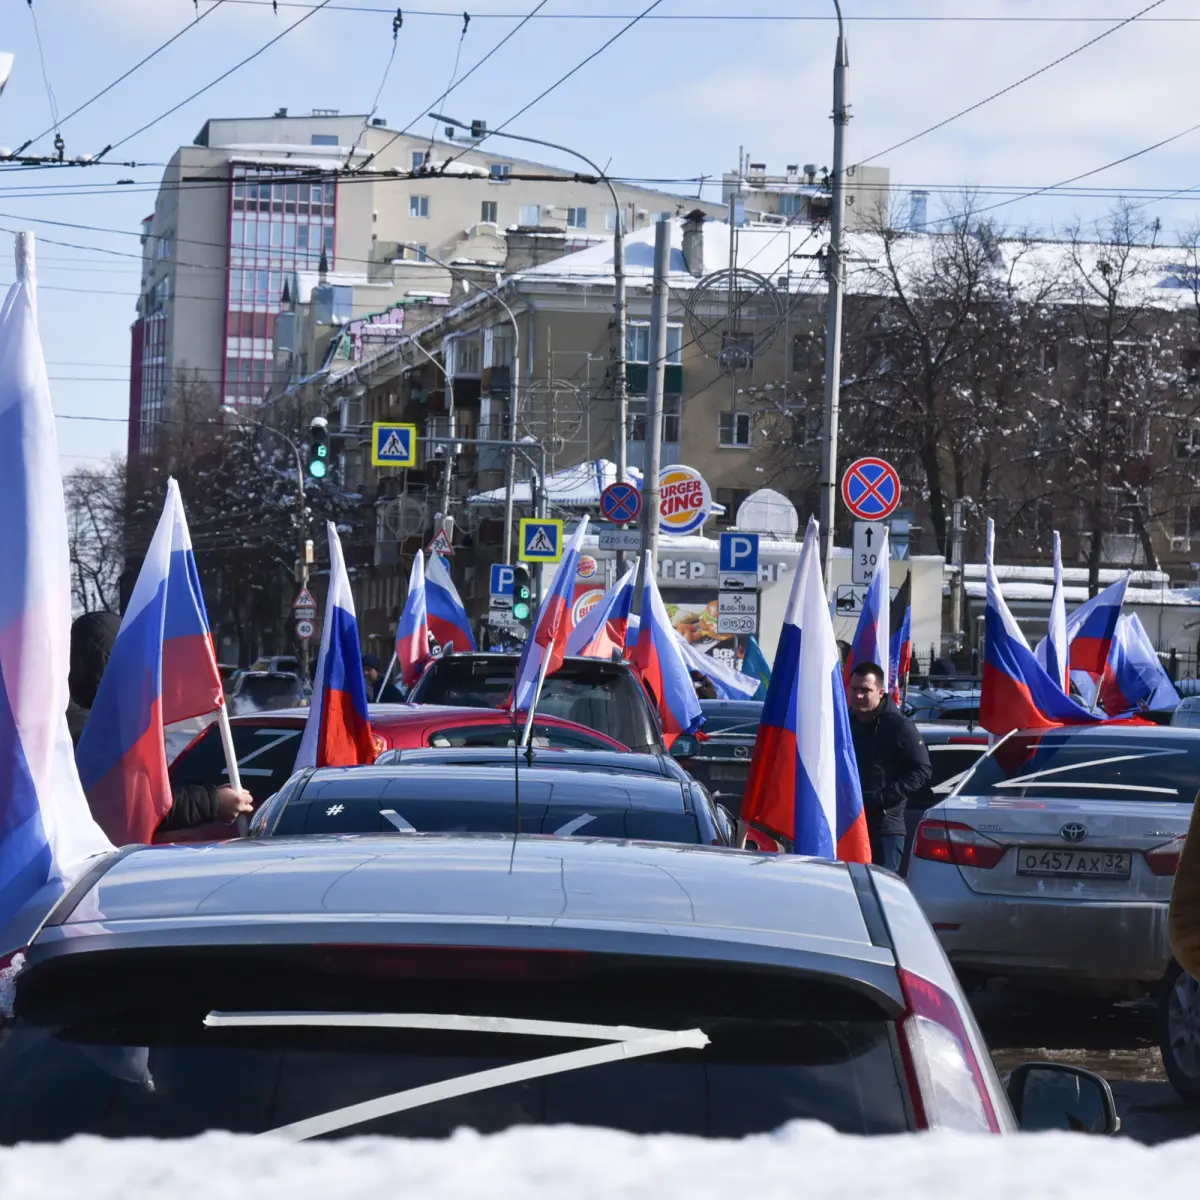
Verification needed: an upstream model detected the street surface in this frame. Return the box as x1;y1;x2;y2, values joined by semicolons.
976;986;1200;1144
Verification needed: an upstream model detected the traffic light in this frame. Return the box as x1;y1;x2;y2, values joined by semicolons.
511;565;532;627
308;417;329;479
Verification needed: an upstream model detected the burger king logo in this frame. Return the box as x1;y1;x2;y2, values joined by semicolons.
657;465;712;537
577;555;599;579
572;588;605;624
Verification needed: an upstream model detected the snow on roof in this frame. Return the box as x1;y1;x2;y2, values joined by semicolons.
964;563;1170;587
965;580;1200;606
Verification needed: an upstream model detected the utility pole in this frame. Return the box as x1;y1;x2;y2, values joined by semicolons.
640;219;672;578
819;0;850;596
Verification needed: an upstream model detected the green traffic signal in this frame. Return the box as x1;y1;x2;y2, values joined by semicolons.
308;458;328;479
511;567;533;627
308;420;330;479
512;599;530;621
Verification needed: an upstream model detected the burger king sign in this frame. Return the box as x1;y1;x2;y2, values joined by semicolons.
657;465;712;537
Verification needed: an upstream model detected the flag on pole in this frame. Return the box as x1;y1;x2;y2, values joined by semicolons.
843;527;890;691
425;550;476;653
1098;613;1179;716
512;518;589;712
980;519;1101;735
0;232;112;938
77;479;226;845
1065;574;1129;678
295;523;375;769
395;552;431;688
739;518;869;861
1044;530;1070;692
565;559;637;659
675;634;760;700
887;576;912;705
628;551;705;748
742;635;771;701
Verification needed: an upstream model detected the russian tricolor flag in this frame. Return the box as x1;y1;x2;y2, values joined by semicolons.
565;559;637;659
843;526;889;691
1098;613;1179;716
425;550;476;654
395;551;431;688
628;551;704;750
0;232;111;941
1066;574;1129;678
739;518;869;861
513;517;589;712
77;478;226;845
887;575;912;706
295;524;375;769
980;519;1101;735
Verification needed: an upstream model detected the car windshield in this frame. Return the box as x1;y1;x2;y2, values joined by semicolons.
170;722;304;803
412;659;656;751
959;734;1200;802
234;675;304;711
0;947;909;1141
697;703;762;736
426;723;616;750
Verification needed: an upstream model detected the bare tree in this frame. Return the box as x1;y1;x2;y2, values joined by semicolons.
64;457;125;614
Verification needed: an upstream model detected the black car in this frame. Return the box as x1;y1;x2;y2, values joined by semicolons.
228;670;309;715
249;763;733;846
670;700;762;816
375;745;693;783
409;653;664;754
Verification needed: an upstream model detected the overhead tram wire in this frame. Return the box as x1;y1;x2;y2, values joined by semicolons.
356;0;552;173
440;0;666;170
18;0;230;154
102;0;338;157
856;0;1171;168
25;0;62;151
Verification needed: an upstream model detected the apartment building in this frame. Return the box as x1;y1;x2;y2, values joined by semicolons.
128;109;723;455
720;159;890;229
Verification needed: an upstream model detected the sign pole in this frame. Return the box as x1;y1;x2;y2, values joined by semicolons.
640;219;672;578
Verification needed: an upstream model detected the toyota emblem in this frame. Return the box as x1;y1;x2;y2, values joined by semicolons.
1059;822;1088;843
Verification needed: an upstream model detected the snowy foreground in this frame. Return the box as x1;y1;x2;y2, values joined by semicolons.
2;1123;1198;1199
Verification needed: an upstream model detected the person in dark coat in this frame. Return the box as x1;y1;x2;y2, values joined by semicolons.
68;612;253;832
847;661;932;871
363;653;404;703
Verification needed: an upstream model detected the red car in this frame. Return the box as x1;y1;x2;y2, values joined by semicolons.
161;704;627;843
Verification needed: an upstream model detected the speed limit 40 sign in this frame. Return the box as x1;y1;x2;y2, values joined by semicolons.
852;521;887;585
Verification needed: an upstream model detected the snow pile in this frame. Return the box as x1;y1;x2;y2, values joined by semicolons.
1;1124;1198;1199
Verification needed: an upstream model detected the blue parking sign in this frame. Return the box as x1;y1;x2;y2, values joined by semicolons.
490;564;514;596
719;532;759;574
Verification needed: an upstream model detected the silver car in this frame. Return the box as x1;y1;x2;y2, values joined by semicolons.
905;725;1199;1101
0;836;1115;1140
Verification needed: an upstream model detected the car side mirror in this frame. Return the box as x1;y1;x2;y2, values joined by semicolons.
670;735;697;757
1006;1062;1120;1135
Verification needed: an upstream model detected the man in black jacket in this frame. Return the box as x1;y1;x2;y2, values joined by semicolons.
68;613;252;833
847;661;931;871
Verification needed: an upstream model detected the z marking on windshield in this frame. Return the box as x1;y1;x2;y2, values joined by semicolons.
380;809;416;833
203;1011;708;1142
224;728;303;779
992;751;1184;795
552;813;596;836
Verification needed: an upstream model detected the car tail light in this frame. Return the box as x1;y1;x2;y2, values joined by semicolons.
912;819;1006;870
896;968;1000;1133
743;828;784;853
1145;836;1186;877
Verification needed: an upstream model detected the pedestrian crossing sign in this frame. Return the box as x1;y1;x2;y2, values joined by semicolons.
370;421;417;467
519;518;563;563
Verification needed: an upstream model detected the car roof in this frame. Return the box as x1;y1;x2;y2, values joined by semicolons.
35;837;898;1001
387;747;674;776
227;704;558;725
297;764;687;811
1007;724;1200;742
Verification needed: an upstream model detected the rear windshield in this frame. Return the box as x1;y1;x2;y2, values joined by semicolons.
170;723;303;803
412;659;658;752
233;676;305;712
960;735;1200;802
0;948;908;1141
697;702;762;736
270;796;703;843
426;723;616;751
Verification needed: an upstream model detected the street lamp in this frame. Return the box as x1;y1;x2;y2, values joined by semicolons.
428;114;630;507
393;243;523;563
819;1;850;595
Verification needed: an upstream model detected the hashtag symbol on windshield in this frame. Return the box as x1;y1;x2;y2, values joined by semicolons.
326;804;345;816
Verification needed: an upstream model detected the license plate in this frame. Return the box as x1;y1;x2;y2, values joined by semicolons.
1015;848;1133;879
708;764;749;782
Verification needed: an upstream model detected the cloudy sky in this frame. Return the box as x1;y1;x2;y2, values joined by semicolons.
2;0;1197;467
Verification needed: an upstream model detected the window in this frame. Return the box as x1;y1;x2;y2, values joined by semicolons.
519;204;541;225
719;410;752;447
1173;505;1200;539
715;488;752;525
489;163;511;180
409;244;428;262
626;323;683;364
629;395;681;444
154;233;173;261
411;150;427;170
410;195;430;218
566;207;587;229
720;330;754;369
488;326;514;369
310;134;338;146
605;207;628;232
778;193;804;217
480;200;498;224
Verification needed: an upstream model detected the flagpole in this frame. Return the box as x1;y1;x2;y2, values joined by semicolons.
378;651;399;697
216;703;243;793
520;649;553;750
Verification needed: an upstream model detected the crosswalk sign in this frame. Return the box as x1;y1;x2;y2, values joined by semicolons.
371;422;417;468
519;518;563;563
